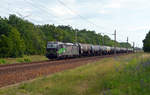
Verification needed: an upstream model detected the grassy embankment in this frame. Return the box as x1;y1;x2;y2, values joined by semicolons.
0;53;150;95
0;55;48;65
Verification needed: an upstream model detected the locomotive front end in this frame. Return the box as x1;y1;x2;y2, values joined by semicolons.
46;42;59;59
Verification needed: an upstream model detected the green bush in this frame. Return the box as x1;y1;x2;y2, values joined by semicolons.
17;59;25;63
0;59;6;64
24;58;31;63
17;58;31;63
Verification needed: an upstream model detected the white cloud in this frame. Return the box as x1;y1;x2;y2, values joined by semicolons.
99;9;110;14
129;26;150;31
98;0;121;15
50;5;75;17
61;0;76;4
104;2;121;9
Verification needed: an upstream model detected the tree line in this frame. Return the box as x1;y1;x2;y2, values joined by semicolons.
143;31;150;52
0;14;131;58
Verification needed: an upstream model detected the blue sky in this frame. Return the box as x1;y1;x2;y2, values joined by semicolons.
0;0;150;47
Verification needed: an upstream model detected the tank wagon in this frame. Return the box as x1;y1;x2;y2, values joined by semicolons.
78;44;92;56
100;46;111;55
46;41;134;59
91;45;102;56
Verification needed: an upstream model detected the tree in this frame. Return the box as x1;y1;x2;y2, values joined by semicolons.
0;18;13;57
0;16;25;57
143;31;150;52
8;14;45;55
120;42;131;48
0;35;13;57
8;28;25;57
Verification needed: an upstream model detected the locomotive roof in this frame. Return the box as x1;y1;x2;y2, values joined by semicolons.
47;41;63;44
65;43;74;45
47;41;77;46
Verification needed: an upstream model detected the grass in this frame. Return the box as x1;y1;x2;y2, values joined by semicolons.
0;53;150;95
0;55;48;64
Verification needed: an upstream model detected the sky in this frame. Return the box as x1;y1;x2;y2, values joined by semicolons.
0;0;150;48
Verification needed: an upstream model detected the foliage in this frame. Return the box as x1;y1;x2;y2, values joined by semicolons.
120;42;132;48
143;31;150;52
0;59;6;64
0;14;132;58
0;18;25;57
23;58;31;63
8;15;46;55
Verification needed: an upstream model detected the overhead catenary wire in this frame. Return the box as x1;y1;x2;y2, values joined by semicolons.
23;0;58;24
57;0;114;36
34;2;83;26
6;1;51;24
24;0;80;25
24;0;118;41
25;0;118;37
30;0;107;31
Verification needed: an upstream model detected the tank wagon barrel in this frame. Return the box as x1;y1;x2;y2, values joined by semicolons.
91;45;102;56
78;44;92;56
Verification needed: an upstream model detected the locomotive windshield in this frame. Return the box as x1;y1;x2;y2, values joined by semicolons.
47;44;58;48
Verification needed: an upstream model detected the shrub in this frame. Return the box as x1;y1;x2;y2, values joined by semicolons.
24;58;31;63
17;59;25;63
0;59;6;64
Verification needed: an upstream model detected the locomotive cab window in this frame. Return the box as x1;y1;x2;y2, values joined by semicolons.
47;44;58;48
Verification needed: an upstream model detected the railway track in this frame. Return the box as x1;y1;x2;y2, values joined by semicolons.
0;54;117;71
0;54;127;88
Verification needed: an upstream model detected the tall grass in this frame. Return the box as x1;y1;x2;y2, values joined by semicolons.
0;55;48;64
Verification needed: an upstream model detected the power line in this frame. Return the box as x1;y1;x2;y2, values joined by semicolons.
25;0;116;38
24;0;54;22
6;1;46;24
57;0;113;36
23;0;68;24
24;0;86;26
25;0;117;37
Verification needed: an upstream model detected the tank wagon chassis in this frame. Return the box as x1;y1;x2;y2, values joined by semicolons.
46;41;134;59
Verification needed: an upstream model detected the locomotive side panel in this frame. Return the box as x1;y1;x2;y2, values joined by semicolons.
58;43;79;58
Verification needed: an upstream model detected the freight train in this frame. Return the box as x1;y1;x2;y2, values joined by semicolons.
46;41;134;59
